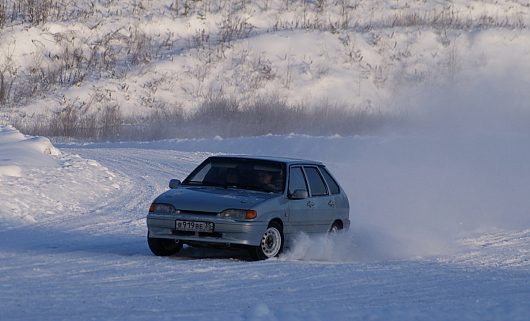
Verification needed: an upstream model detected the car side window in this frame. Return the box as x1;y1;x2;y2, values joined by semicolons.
289;166;308;195
320;167;340;195
304;167;328;196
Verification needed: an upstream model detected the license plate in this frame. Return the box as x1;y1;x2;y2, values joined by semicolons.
175;220;214;232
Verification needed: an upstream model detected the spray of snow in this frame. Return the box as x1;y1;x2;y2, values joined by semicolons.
282;52;530;262
283;231;403;262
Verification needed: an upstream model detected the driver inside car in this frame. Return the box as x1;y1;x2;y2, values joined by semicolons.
257;171;276;192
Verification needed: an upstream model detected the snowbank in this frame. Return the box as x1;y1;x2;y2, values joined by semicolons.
0;125;60;177
0;126;123;226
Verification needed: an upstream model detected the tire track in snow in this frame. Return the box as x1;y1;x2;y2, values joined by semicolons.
46;148;210;235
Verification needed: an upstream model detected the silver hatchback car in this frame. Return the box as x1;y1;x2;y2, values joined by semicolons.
146;156;349;260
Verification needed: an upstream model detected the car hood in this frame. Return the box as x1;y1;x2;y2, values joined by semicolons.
153;186;278;213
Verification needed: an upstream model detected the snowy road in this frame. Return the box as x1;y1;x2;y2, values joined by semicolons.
1;141;530;320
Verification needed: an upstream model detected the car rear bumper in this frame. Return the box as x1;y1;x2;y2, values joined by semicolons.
147;214;266;247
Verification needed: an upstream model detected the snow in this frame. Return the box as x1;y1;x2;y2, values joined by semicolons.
18;27;529;117
1;126;530;320
0;125;58;178
2;0;530;133
1;1;530;319
0;126;119;226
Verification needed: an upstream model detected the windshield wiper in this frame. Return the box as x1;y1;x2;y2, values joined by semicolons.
187;181;276;193
185;181;227;188
185;181;203;186
233;184;274;193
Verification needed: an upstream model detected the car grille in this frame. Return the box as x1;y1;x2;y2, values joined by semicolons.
172;230;222;238
178;209;218;216
172;230;194;236
198;232;222;238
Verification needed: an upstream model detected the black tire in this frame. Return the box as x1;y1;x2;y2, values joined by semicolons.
329;221;343;233
147;232;183;256
249;221;284;261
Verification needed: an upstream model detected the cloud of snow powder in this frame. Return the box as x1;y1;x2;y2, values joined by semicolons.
283;58;530;262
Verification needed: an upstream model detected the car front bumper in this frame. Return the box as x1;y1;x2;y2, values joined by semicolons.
146;213;266;247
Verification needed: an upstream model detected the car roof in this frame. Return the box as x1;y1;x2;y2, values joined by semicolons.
209;155;324;166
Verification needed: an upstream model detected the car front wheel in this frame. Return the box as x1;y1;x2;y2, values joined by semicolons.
147;232;182;256
249;222;284;260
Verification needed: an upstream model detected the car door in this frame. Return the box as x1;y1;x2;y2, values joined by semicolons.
302;166;333;233
319;165;349;222
286;166;313;235
288;165;327;234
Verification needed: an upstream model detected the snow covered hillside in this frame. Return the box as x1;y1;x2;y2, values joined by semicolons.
1;125;530;320
1;0;530;139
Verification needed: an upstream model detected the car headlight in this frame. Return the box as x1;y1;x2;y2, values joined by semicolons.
149;203;177;214
219;209;257;220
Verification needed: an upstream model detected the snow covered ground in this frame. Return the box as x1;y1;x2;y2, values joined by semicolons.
1;126;530;320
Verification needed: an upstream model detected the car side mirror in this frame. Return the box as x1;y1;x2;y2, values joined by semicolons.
289;189;308;200
169;179;181;189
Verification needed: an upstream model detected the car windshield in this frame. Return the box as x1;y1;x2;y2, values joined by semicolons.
182;157;286;193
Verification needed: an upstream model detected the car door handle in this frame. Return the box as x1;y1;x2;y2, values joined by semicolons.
307;201;315;208
328;200;336;207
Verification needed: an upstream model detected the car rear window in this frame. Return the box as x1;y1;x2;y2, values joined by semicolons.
320;167;340;194
304;167;328;196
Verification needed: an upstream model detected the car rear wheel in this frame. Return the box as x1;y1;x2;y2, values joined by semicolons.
249;222;284;260
329;221;343;233
147;232;182;256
